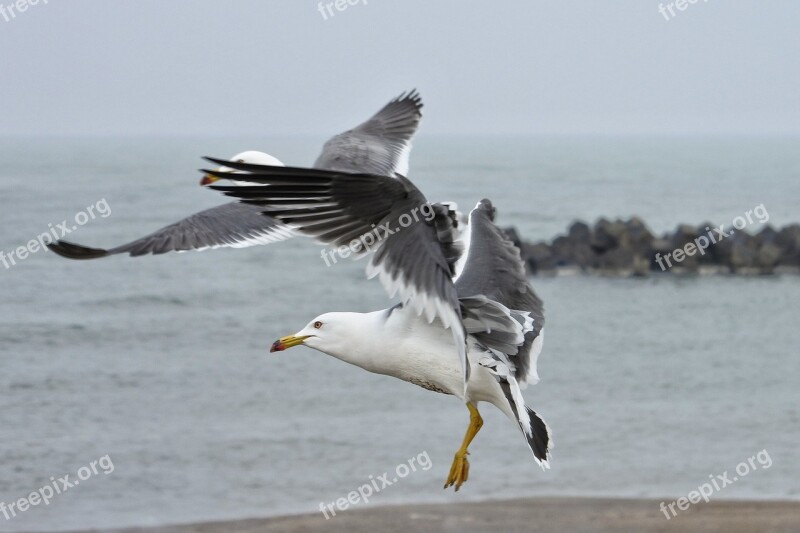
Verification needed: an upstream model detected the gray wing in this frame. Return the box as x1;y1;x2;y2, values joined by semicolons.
455;199;545;385
206;159;471;385
47;202;293;259
48;90;424;261
313;89;423;175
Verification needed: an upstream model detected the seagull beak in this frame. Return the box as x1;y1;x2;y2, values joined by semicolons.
270;334;310;352
200;174;220;186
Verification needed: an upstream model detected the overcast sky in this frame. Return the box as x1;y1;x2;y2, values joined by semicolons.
1;0;798;136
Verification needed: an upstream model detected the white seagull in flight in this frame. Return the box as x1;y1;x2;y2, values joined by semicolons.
204;158;551;491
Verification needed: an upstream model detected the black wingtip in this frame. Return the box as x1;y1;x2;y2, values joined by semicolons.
202;156;229;167
393;88;423;109
201;158;299;174
46;240;110;260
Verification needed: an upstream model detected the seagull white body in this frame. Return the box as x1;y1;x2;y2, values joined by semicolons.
300;308;515;416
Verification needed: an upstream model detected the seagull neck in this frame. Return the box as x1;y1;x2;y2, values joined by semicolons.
318;309;393;374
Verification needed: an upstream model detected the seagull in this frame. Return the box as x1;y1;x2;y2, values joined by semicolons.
205;159;551;491
46;90;424;259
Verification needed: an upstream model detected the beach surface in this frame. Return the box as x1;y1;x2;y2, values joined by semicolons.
63;497;800;533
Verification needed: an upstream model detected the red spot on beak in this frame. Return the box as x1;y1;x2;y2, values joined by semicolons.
270;340;284;353
200;175;218;186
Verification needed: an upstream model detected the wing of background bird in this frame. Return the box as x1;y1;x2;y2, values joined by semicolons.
313;89;423;175
48;91;424;261
206;159;471;384
454;200;545;386
47;202;294;259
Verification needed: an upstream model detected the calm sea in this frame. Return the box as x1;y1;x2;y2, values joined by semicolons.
1;136;799;531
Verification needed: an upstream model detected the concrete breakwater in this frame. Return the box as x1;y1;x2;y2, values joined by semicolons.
506;219;800;276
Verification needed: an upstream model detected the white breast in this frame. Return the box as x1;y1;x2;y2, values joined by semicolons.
365;306;508;406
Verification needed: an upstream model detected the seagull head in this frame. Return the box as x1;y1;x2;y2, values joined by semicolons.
200;150;284;186
270;312;362;357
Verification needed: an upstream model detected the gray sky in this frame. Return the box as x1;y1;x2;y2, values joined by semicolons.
1;0;799;136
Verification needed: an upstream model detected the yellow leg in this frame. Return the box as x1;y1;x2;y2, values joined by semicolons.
444;402;483;491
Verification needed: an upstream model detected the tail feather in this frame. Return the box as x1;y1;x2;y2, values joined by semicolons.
502;380;553;470
480;354;553;469
523;407;552;467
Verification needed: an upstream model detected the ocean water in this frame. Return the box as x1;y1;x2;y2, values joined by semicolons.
1;136;799;531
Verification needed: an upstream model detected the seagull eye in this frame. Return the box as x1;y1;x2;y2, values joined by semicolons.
314;321;323;329
236;159;244;163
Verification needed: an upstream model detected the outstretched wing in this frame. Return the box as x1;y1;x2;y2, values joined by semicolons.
47;90;425;261
47;202;293;259
206;159;470;385
455;200;545;386
313;89;423;176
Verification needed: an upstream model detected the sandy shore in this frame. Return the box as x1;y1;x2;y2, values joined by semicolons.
64;497;800;533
